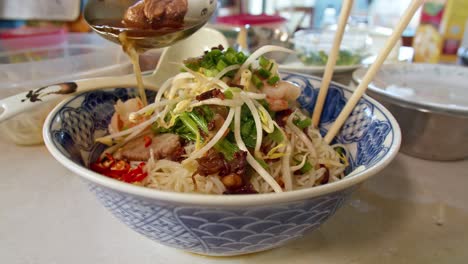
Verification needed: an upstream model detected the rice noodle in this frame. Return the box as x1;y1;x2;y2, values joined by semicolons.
286;111;317;159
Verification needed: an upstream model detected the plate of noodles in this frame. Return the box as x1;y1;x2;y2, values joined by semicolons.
43;46;400;256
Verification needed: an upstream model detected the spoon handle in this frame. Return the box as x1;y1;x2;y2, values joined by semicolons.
0;75;145;123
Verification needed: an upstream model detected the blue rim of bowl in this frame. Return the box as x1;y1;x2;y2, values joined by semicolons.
43;72;401;207
352;63;468;117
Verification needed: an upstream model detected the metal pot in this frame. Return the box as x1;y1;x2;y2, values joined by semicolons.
353;63;468;161
366;91;468;161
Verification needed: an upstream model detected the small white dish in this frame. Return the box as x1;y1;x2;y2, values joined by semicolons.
279;54;361;74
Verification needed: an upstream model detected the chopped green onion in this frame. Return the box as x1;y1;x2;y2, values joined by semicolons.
257;68;271;79
252;74;264;88
183;47;248;75
225;52;237;64
300;161;313;174
259;56;270;68
202;68;219;77
267;75;280;85
209;49;222;58
236;52;247;63
185;63;200;71
224;87;242;99
293;116;312;129
216;59;228;71
224;90;233;99
268;61;275;71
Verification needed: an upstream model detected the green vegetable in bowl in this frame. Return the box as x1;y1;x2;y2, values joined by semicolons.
298;49;362;66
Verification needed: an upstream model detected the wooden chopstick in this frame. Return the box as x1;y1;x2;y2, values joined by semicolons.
236;27;248;51
324;0;424;144
312;0;354;128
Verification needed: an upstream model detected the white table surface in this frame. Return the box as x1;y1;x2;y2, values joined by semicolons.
1;135;468;264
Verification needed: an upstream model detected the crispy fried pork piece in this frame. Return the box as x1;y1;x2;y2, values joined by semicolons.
196;149;229;176
117;133;182;161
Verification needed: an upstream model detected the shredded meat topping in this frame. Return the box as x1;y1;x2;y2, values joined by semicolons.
319;164;330;184
230;151;247;177
196;149;252;192
274;109;293;127
196;89;225;101
196;149;229;176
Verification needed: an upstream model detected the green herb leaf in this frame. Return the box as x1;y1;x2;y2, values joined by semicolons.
266;126;284;143
200;105;214;121
255;157;269;169
214;138;239;160
179;112;200;141
188;111;209;133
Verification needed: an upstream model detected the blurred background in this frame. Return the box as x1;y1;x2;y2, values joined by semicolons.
1;0;467;65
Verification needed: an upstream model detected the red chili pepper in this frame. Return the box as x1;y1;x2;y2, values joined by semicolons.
90;157;147;183
132;172;148;182
90;162;108;174
143;136;152;148
111;160;130;171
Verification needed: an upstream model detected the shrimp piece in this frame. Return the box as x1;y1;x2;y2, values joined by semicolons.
262;81;301;111
265;98;289;111
109;98;145;134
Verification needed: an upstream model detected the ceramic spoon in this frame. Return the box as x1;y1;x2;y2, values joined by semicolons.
0;27;228;123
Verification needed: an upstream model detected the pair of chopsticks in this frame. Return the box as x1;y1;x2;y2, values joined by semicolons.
311;0;424;144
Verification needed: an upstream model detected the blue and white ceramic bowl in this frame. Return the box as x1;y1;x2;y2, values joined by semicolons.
43;72;401;256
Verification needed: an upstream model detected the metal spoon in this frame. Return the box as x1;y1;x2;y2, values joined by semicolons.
0;27;228;123
84;0;217;52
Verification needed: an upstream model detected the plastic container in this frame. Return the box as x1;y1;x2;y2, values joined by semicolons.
0;32;132;145
0;26;67;49
293;28;369;66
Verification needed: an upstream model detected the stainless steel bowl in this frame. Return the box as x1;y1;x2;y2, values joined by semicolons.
353;63;468;161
